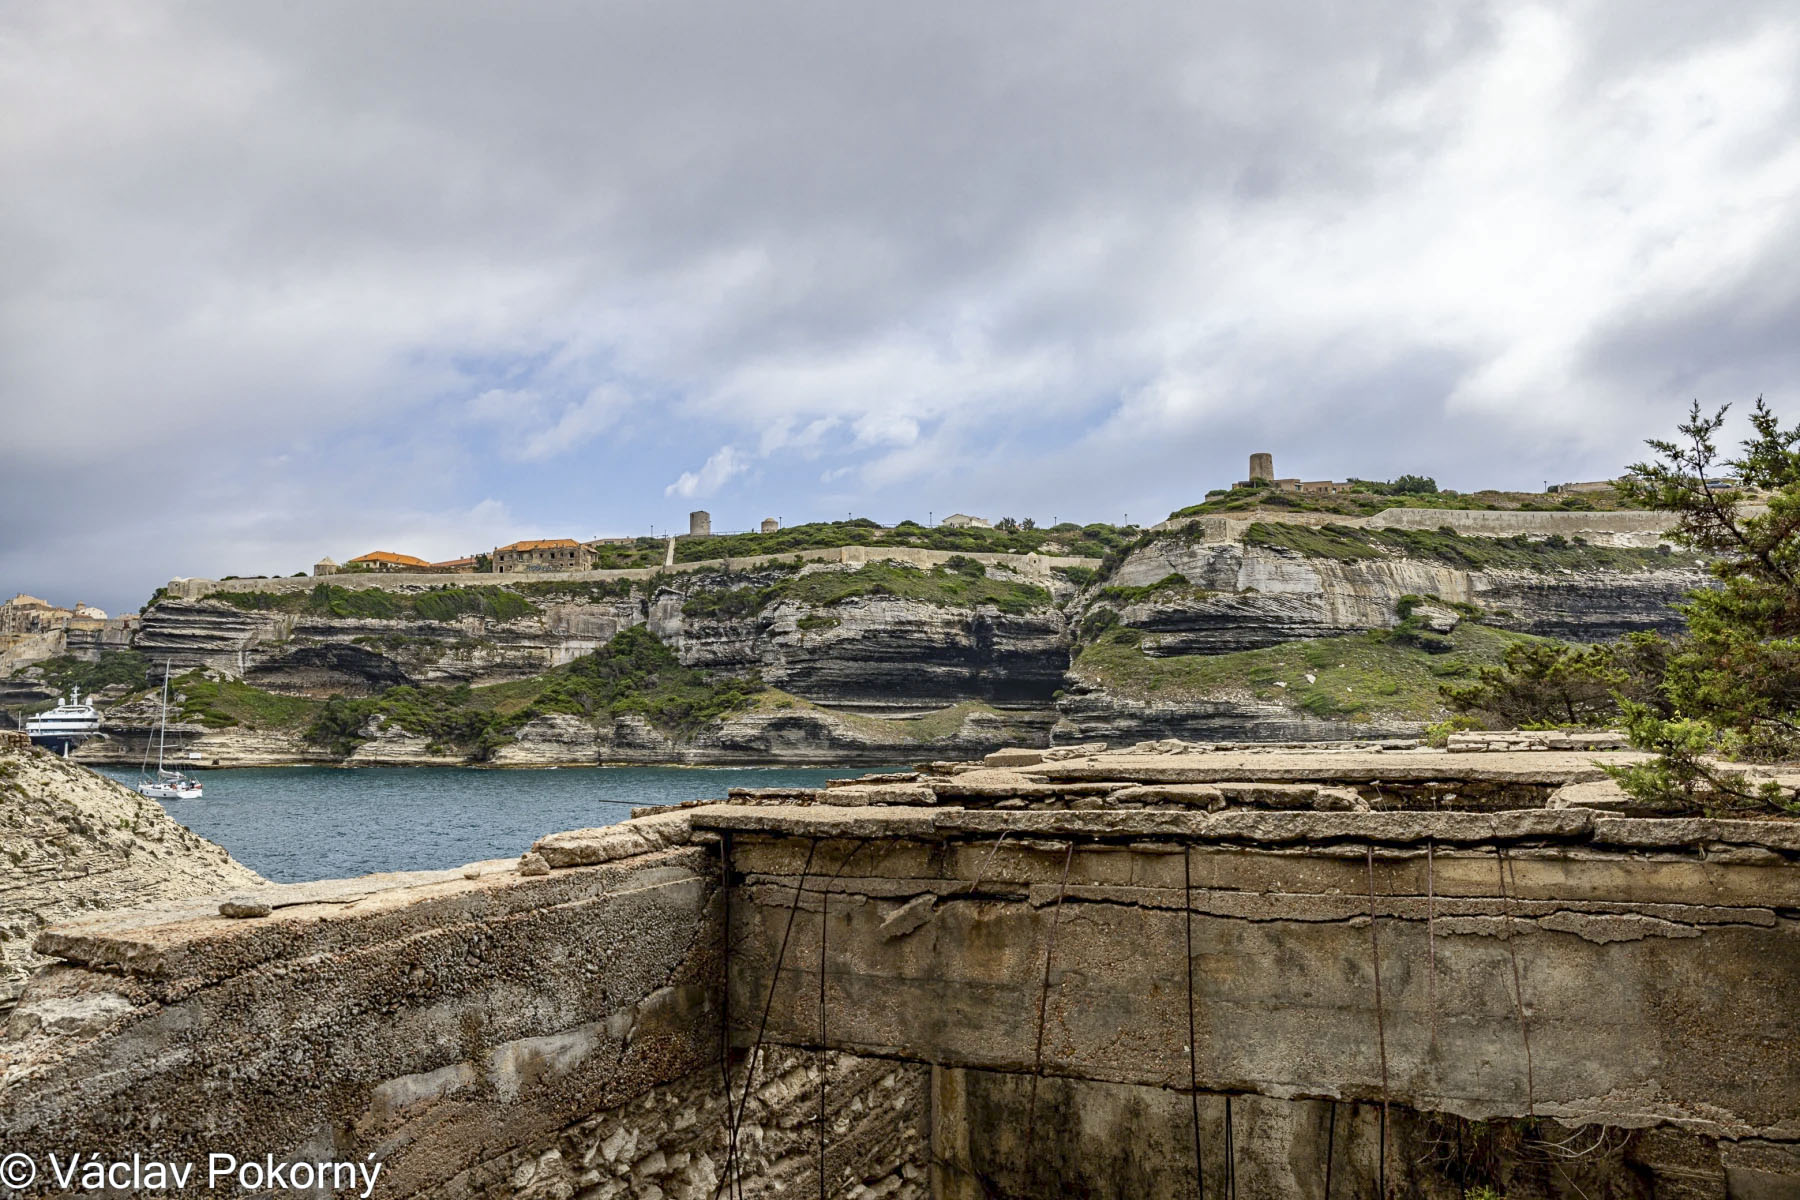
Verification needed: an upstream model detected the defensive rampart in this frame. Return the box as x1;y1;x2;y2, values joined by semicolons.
1157;507;1685;547
164;546;1101;602
5;747;1797;1198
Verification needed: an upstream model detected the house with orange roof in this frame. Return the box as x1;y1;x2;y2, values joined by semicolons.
491;538;593;573
346;550;433;573
430;556;481;574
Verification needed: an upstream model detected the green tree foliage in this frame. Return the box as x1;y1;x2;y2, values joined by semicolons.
30;650;152;697
1391;474;1439;495
1442;635;1669;728
530;626;761;732
1607;399;1800;813
302;627;763;758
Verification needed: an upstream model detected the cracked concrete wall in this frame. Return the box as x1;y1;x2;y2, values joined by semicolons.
709;810;1800;1198
1;848;725;1197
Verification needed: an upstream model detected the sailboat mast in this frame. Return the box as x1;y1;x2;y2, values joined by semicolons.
157;661;170;775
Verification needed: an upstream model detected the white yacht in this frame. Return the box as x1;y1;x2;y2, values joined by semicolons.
25;689;101;755
137;663;202;801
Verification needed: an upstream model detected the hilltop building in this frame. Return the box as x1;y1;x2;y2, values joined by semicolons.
688;511;712;537
940;513;992;529
1;593;134;671
761;517;780;534
493;539;593;573
346;551;433;573
431;557;480;574
313;557;340;577
1235;453;1354;495
0;595;75;636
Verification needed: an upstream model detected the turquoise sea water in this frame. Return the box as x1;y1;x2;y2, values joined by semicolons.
94;765;882;884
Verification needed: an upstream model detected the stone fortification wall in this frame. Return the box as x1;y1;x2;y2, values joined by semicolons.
7;748;1798;1197
1159;506;1684;547
165;546;1102;602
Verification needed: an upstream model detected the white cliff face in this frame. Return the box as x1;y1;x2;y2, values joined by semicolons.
1099;539;1704;654
666;595;1068;712
132;598;651;693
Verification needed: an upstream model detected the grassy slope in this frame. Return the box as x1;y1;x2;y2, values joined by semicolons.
1072;623;1540;723
174;674;321;729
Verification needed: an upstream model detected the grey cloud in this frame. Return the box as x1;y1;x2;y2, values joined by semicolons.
3;1;1799;611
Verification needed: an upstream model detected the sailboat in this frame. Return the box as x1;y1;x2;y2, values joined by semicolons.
137;662;202;801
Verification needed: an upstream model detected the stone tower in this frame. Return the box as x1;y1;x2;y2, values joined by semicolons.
761;517;779;534
688;511;711;537
1249;452;1274;483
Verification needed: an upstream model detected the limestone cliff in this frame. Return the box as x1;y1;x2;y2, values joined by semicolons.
26;533;1714;762
0;741;260;1013
1102;536;1704;654
1052;531;1706;745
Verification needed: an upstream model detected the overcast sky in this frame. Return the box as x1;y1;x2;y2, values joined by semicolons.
4;1;1798;614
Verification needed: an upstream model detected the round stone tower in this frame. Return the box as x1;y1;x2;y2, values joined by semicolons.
1249;452;1274;482
761;517;779;534
688;510;712;537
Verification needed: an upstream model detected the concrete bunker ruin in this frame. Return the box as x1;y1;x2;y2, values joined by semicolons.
3;746;1798;1198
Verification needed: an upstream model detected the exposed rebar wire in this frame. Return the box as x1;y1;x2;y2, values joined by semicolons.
1322;1102;1336;1200
1426;839;1438;1051
962;831;1011;894
1379;1105;1389;1200
714;836;820;1200
1366;845;1391;1200
1495;847;1537;1116
1224;1094;1237;1200
717;831;739;1200
1024;841;1077;1192
1183;847;1207;1200
816;839;871;1200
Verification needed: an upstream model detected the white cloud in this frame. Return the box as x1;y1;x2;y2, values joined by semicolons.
665;446;746;499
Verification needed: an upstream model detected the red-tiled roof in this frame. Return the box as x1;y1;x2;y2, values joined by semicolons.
348;551;432;567
496;539;580;552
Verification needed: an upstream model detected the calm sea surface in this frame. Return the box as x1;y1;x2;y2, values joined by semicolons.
94;765;887;883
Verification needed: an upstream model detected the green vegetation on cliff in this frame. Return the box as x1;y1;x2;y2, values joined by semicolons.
671;518;1132;563
1072;621;1539;722
681;558;1052;619
303;626;763;757
25;651;153;699
1240;522;1694;572
1169;483;1647;521
173;673;321;730
212;583;540;622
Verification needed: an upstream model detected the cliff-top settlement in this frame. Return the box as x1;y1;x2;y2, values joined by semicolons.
4;733;1795;1197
